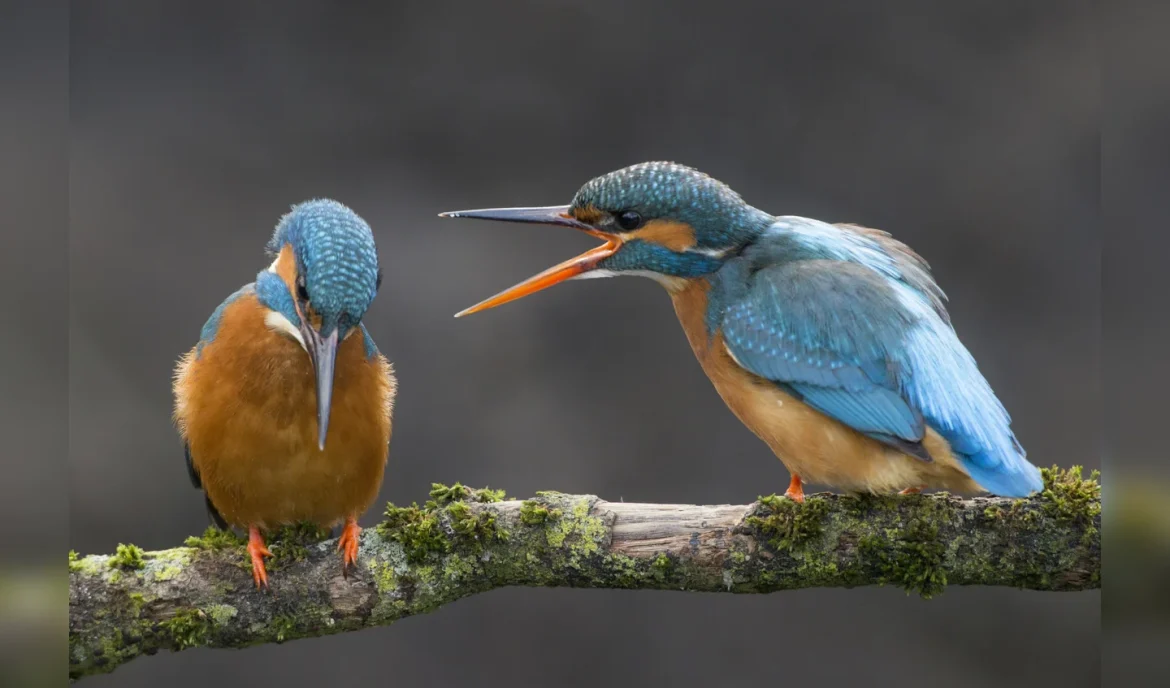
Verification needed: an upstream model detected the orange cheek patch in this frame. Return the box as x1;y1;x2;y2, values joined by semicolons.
276;243;320;328
274;244;298;292
630;220;698;252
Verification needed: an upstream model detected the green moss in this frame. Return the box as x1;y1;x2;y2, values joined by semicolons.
69;550;82;573
443;554;477;582
746;494;830;551
428;482;506;505
266;522;331;568
520;500;562;525
1039;465;1102;546
860;517;947;598
540;499;606;558
378;502;450;562
128;592;146;614
474;487;507;503
414;565;437;585
651;553;674;583
109;543;145;571
372;561;397;593
270;615;296;643
652;553;672;571
161;609;210;650
602;554;641;587
379;485;511;563
145;548;193;582
429;482;472;505
447;501;506;544
155;565;181;581
205;604;238;626
183;526;245;551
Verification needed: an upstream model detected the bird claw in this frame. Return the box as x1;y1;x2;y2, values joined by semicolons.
784;474;805;503
337;517;361;578
247;526;272;590
899;486;924;495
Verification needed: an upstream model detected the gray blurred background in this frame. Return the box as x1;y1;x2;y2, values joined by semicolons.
64;1;1100;687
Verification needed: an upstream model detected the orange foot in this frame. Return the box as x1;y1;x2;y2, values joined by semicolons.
900;486;924;495
337;516;361;578
248;525;272;590
784;474;805;504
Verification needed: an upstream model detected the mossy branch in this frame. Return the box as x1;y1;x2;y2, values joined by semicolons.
69;467;1100;681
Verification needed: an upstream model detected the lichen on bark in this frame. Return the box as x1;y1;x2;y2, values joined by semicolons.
69;467;1100;682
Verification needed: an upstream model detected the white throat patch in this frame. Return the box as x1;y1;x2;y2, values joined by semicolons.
264;310;307;351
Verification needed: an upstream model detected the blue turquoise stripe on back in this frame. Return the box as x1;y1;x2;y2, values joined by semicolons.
195;283;255;357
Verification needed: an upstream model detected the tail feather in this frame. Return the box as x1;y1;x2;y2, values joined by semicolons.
959;449;1043;498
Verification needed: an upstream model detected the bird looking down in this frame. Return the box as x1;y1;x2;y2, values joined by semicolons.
440;162;1042;501
173;199;396;588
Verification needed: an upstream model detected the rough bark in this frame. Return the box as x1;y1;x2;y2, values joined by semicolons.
68;467;1100;681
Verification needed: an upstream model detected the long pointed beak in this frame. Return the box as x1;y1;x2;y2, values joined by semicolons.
299;322;340;450
438;205;620;317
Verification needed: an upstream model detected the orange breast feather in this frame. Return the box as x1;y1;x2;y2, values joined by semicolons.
173;293;396;529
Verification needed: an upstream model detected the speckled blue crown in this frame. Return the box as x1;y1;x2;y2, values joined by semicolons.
570;161;771;248
267;199;380;327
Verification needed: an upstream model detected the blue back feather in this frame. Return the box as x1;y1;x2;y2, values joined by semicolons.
713;217;1041;497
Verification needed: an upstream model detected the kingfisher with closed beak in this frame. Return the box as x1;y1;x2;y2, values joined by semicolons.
173;199;396;588
440;162;1042;501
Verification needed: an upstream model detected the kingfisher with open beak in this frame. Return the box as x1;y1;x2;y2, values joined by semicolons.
439;162;1042;501
173;199;396;588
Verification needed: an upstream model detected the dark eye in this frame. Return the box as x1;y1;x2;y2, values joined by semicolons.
375;267;383;291
615;210;643;231
295;275;310;302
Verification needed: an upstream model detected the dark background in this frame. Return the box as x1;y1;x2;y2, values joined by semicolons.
64;2;1100;687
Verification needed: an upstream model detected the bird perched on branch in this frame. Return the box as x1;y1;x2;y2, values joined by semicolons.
173;199;396;588
439;162;1042;502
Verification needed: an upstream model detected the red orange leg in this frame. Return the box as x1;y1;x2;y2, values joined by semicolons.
247;526;272;590
337;516;361;578
900;486;924;495
784;474;805;504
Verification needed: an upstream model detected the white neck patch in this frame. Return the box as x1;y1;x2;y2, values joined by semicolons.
264;310;307;351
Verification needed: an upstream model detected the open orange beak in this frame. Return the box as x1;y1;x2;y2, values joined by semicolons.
438;205;621;317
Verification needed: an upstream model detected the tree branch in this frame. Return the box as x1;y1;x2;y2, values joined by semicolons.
68;467;1100;681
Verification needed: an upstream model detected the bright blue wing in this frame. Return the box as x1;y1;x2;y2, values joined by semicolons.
719;260;929;458
716;256;1041;496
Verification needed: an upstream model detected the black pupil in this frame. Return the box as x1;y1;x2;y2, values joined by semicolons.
616;210;642;230
296;277;309;301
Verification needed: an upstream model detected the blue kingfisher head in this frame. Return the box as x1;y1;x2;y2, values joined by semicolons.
258;198;382;448
439;161;772;316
